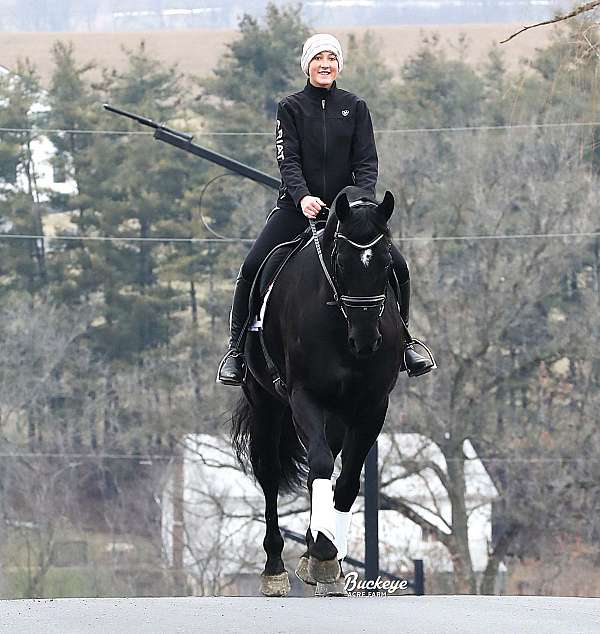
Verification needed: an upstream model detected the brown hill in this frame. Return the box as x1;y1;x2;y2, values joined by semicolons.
0;24;557;85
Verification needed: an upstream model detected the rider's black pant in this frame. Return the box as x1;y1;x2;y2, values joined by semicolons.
240;203;410;285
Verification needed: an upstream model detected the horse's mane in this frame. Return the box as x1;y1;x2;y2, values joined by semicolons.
324;186;390;243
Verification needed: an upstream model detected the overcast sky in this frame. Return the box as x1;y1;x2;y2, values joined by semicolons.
0;0;570;32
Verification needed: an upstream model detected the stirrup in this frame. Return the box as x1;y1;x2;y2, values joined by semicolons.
216;350;246;386
404;338;437;378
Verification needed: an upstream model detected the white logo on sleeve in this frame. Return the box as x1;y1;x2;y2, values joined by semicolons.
341;109;350;117
276;119;284;161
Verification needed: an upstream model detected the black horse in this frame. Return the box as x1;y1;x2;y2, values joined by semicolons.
232;186;404;596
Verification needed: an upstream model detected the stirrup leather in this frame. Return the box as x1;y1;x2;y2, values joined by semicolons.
404;338;437;378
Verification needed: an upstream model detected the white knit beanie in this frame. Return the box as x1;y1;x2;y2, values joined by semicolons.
301;33;344;76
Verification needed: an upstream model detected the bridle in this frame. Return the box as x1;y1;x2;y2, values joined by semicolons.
309;200;389;322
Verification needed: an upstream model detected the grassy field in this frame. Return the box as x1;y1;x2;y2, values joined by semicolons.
1;525;168;598
0;23;557;85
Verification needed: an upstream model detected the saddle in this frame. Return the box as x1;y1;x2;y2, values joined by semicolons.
248;222;327;328
248;231;310;326
245;227;318;397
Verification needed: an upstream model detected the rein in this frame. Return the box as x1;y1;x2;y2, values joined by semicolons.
308;214;341;310
308;200;387;321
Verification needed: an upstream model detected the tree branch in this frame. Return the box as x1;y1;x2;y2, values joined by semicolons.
380;492;452;548
501;1;600;44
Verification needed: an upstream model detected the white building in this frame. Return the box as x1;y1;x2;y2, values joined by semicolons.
1;63;79;243
161;432;499;594
0;63;78;202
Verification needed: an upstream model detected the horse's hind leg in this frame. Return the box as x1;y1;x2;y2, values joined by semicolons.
246;380;291;597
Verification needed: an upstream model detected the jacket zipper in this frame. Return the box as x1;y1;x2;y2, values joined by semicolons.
322;98;327;202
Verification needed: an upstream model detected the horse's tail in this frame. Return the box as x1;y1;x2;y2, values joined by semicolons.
231;393;306;495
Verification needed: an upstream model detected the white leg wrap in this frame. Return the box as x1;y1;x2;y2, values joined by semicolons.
334;509;352;561
310;478;335;543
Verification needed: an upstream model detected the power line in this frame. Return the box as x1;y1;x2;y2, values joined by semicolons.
0;233;254;244
0;128;153;136
0;452;172;461
0;231;598;244
377;121;600;134
0;452;599;463
2;120;600;137
400;230;600;242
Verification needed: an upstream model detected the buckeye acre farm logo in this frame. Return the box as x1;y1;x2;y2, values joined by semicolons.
344;571;409;597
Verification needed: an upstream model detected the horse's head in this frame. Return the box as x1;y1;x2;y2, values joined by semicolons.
328;191;395;358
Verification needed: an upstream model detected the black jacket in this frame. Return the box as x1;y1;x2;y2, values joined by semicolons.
275;80;378;209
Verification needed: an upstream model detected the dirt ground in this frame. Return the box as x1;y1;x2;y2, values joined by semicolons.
0;23;556;85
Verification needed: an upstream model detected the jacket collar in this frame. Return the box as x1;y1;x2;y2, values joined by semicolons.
303;79;337;101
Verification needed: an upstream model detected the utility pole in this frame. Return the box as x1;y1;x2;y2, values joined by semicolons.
364;441;379;583
172;441;185;595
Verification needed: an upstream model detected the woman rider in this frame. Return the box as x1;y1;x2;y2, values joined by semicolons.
217;33;435;385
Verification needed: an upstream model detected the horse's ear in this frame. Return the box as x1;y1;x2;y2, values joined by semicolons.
335;193;350;223
377;190;395;222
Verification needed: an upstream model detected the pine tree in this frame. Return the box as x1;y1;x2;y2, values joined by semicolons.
197;3;310;172
48;42;191;361
340;31;395;126
189;2;313;379
0;61;49;299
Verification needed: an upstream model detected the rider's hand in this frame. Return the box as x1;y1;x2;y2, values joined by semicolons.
300;195;326;219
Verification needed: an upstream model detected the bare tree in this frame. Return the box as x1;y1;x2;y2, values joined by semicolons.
378;120;600;592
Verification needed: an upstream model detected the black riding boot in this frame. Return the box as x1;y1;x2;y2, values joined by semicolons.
216;274;252;386
398;279;436;378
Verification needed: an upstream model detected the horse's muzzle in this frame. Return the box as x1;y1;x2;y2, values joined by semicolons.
348;333;382;358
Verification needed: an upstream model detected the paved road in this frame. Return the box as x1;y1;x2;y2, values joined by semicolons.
1;596;599;633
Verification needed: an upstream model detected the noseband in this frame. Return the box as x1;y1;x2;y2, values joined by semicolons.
309;201;388;322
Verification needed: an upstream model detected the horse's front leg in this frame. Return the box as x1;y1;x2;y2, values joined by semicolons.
334;403;388;564
295;416;345;588
290;388;339;583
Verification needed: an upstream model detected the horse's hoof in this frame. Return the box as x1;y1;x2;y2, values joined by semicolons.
315;576;348;597
260;571;291;597
308;556;340;584
295;555;316;586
